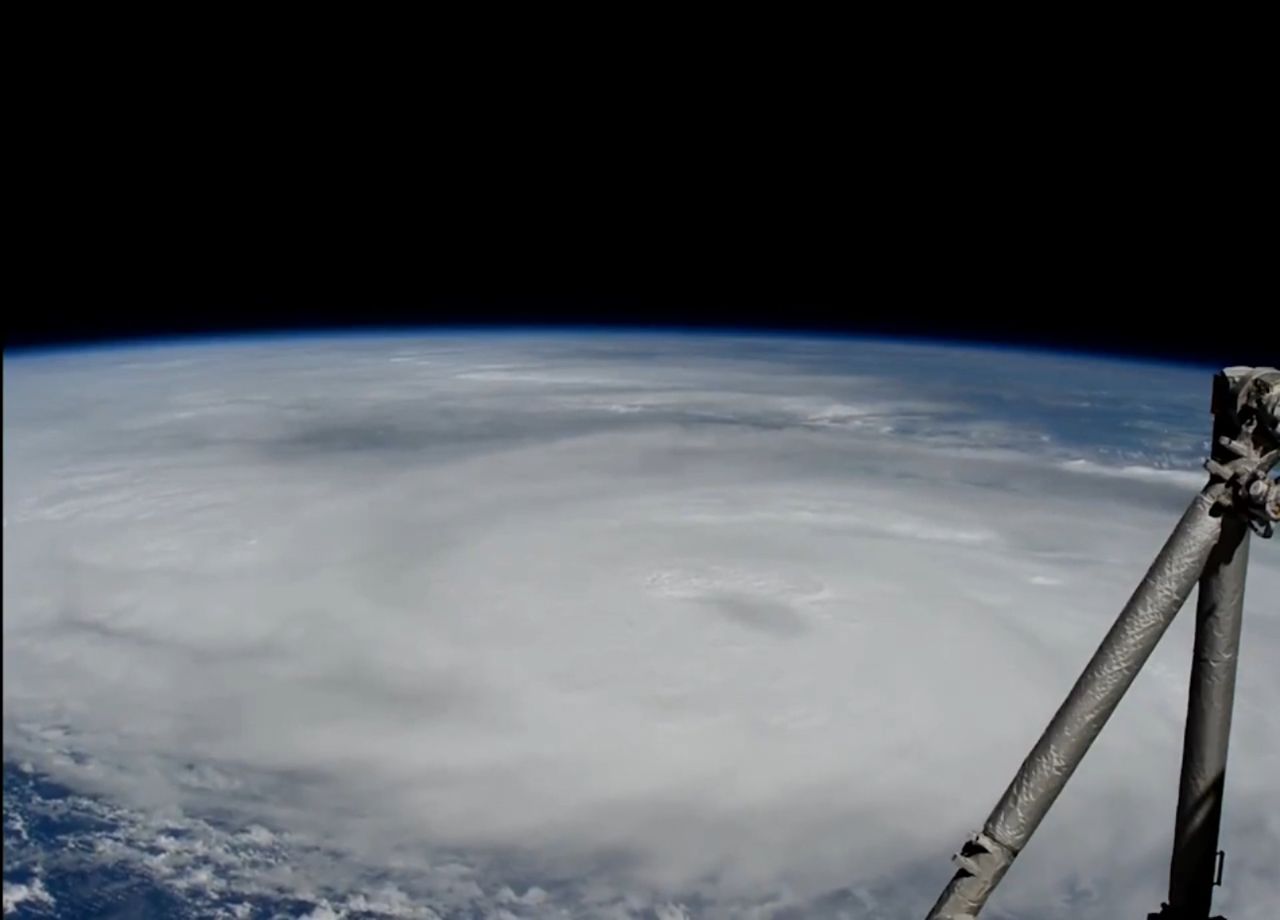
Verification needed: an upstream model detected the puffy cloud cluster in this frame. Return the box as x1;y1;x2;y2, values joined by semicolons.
3;335;1276;918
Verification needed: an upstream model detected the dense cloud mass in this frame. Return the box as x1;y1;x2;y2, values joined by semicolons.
3;335;1277;918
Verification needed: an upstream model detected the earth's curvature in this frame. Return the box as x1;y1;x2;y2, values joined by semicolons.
3;333;1277;919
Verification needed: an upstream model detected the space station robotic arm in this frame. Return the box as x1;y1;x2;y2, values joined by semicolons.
925;366;1279;920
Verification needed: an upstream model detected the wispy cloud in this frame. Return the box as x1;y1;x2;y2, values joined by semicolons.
2;877;54;916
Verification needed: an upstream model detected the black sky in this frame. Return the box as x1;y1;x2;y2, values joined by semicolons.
10;38;1269;369
12;201;1264;367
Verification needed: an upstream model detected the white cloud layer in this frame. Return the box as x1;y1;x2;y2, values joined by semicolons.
2;877;54;916
3;335;1277;918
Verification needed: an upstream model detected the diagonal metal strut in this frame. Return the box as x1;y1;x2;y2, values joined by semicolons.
925;489;1224;919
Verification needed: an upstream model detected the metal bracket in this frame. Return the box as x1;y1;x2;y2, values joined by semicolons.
1207;367;1280;538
